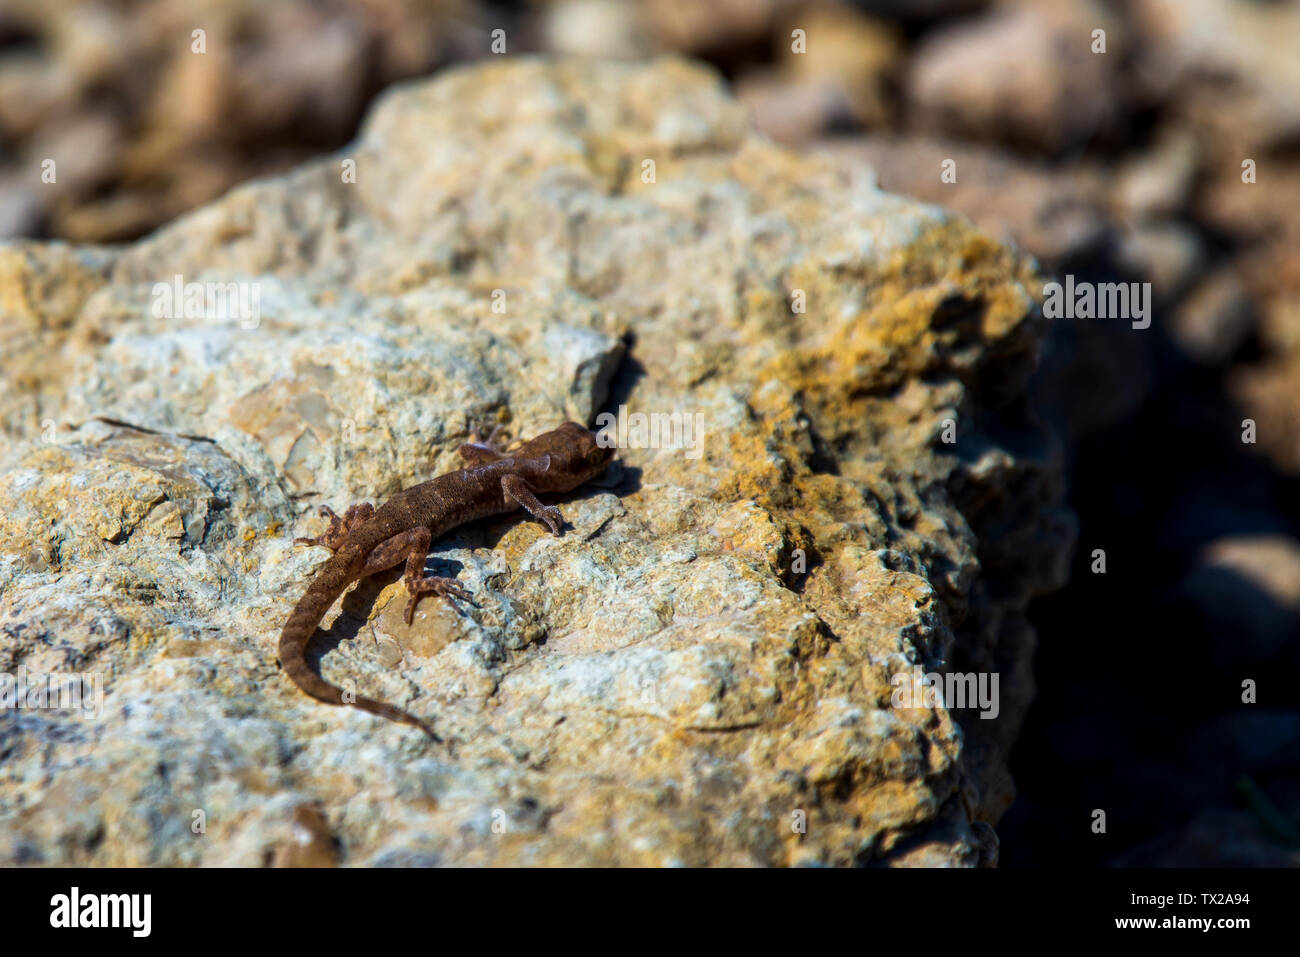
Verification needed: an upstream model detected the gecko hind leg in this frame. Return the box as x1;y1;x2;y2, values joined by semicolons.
293;502;375;550
357;526;472;624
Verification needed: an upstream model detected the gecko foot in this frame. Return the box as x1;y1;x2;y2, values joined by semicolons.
293;502;375;550
403;576;473;625
471;423;511;452
535;505;564;535
458;423;517;466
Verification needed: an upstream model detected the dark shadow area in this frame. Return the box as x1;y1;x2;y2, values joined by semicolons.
1002;300;1300;866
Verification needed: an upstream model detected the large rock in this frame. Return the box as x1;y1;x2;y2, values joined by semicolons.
0;57;1070;866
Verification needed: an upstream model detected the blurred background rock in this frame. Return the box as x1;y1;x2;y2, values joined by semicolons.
1;0;1297;866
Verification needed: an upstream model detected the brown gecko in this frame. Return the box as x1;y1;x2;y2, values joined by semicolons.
278;422;614;737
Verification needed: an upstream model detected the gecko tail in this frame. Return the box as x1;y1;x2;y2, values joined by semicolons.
278;557;439;741
280;653;440;741
350;695;441;741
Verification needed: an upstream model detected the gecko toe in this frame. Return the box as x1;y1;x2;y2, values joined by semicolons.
403;577;471;623
544;508;564;535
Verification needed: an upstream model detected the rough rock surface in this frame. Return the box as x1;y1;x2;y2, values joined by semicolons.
816;135;1111;267
0;57;1069;866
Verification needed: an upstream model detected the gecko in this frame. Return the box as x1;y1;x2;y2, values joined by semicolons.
278;421;615;737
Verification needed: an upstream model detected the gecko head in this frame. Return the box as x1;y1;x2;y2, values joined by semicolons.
521;421;615;491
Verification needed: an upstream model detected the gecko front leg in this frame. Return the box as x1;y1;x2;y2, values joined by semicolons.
501;473;564;534
357;527;472;624
293;502;375;550
457;423;512;466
